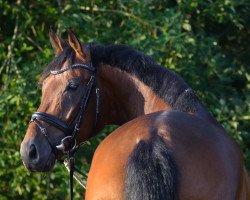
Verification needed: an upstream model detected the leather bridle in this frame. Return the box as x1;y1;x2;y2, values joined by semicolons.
29;63;100;200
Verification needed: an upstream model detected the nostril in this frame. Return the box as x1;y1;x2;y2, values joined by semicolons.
29;144;37;160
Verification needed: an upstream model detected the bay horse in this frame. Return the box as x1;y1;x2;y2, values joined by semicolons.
20;29;250;199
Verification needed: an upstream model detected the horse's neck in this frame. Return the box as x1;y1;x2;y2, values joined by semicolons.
97;64;218;126
97;64;169;125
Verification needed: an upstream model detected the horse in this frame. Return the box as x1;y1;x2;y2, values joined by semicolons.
20;29;250;199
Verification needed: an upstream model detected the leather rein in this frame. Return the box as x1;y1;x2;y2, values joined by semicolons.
29;63;100;200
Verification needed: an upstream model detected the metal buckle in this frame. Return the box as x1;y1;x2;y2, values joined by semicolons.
56;136;77;153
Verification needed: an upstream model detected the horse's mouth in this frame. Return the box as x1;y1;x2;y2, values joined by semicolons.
23;153;56;172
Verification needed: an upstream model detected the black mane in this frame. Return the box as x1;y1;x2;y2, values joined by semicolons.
89;44;199;113
41;43;199;112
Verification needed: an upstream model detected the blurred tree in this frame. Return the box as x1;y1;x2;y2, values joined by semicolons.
0;0;249;199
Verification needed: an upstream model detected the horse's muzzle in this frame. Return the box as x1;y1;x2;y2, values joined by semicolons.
20;137;56;172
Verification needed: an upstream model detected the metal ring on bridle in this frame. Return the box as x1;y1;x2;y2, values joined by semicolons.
55;136;77;153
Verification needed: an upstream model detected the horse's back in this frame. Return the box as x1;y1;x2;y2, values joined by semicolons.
85;110;247;200
159;111;243;199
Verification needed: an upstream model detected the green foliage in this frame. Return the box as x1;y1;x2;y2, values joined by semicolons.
0;0;249;199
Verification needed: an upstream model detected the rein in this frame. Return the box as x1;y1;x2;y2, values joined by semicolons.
29;63;99;200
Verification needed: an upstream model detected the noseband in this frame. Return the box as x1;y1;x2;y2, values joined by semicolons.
29;63;100;200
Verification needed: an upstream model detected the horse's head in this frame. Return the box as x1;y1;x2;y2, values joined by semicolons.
20;29;99;172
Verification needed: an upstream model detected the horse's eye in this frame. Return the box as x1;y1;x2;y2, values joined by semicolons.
67;83;79;91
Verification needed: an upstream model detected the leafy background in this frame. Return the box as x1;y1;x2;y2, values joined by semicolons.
0;0;249;199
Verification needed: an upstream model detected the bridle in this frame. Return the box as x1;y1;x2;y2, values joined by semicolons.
29;63;100;200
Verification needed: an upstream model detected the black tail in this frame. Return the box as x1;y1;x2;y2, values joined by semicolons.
125;132;178;200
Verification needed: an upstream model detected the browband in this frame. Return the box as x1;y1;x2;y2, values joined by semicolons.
50;63;96;75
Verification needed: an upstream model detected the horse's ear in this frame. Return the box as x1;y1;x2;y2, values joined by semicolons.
49;28;65;56
67;29;88;61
